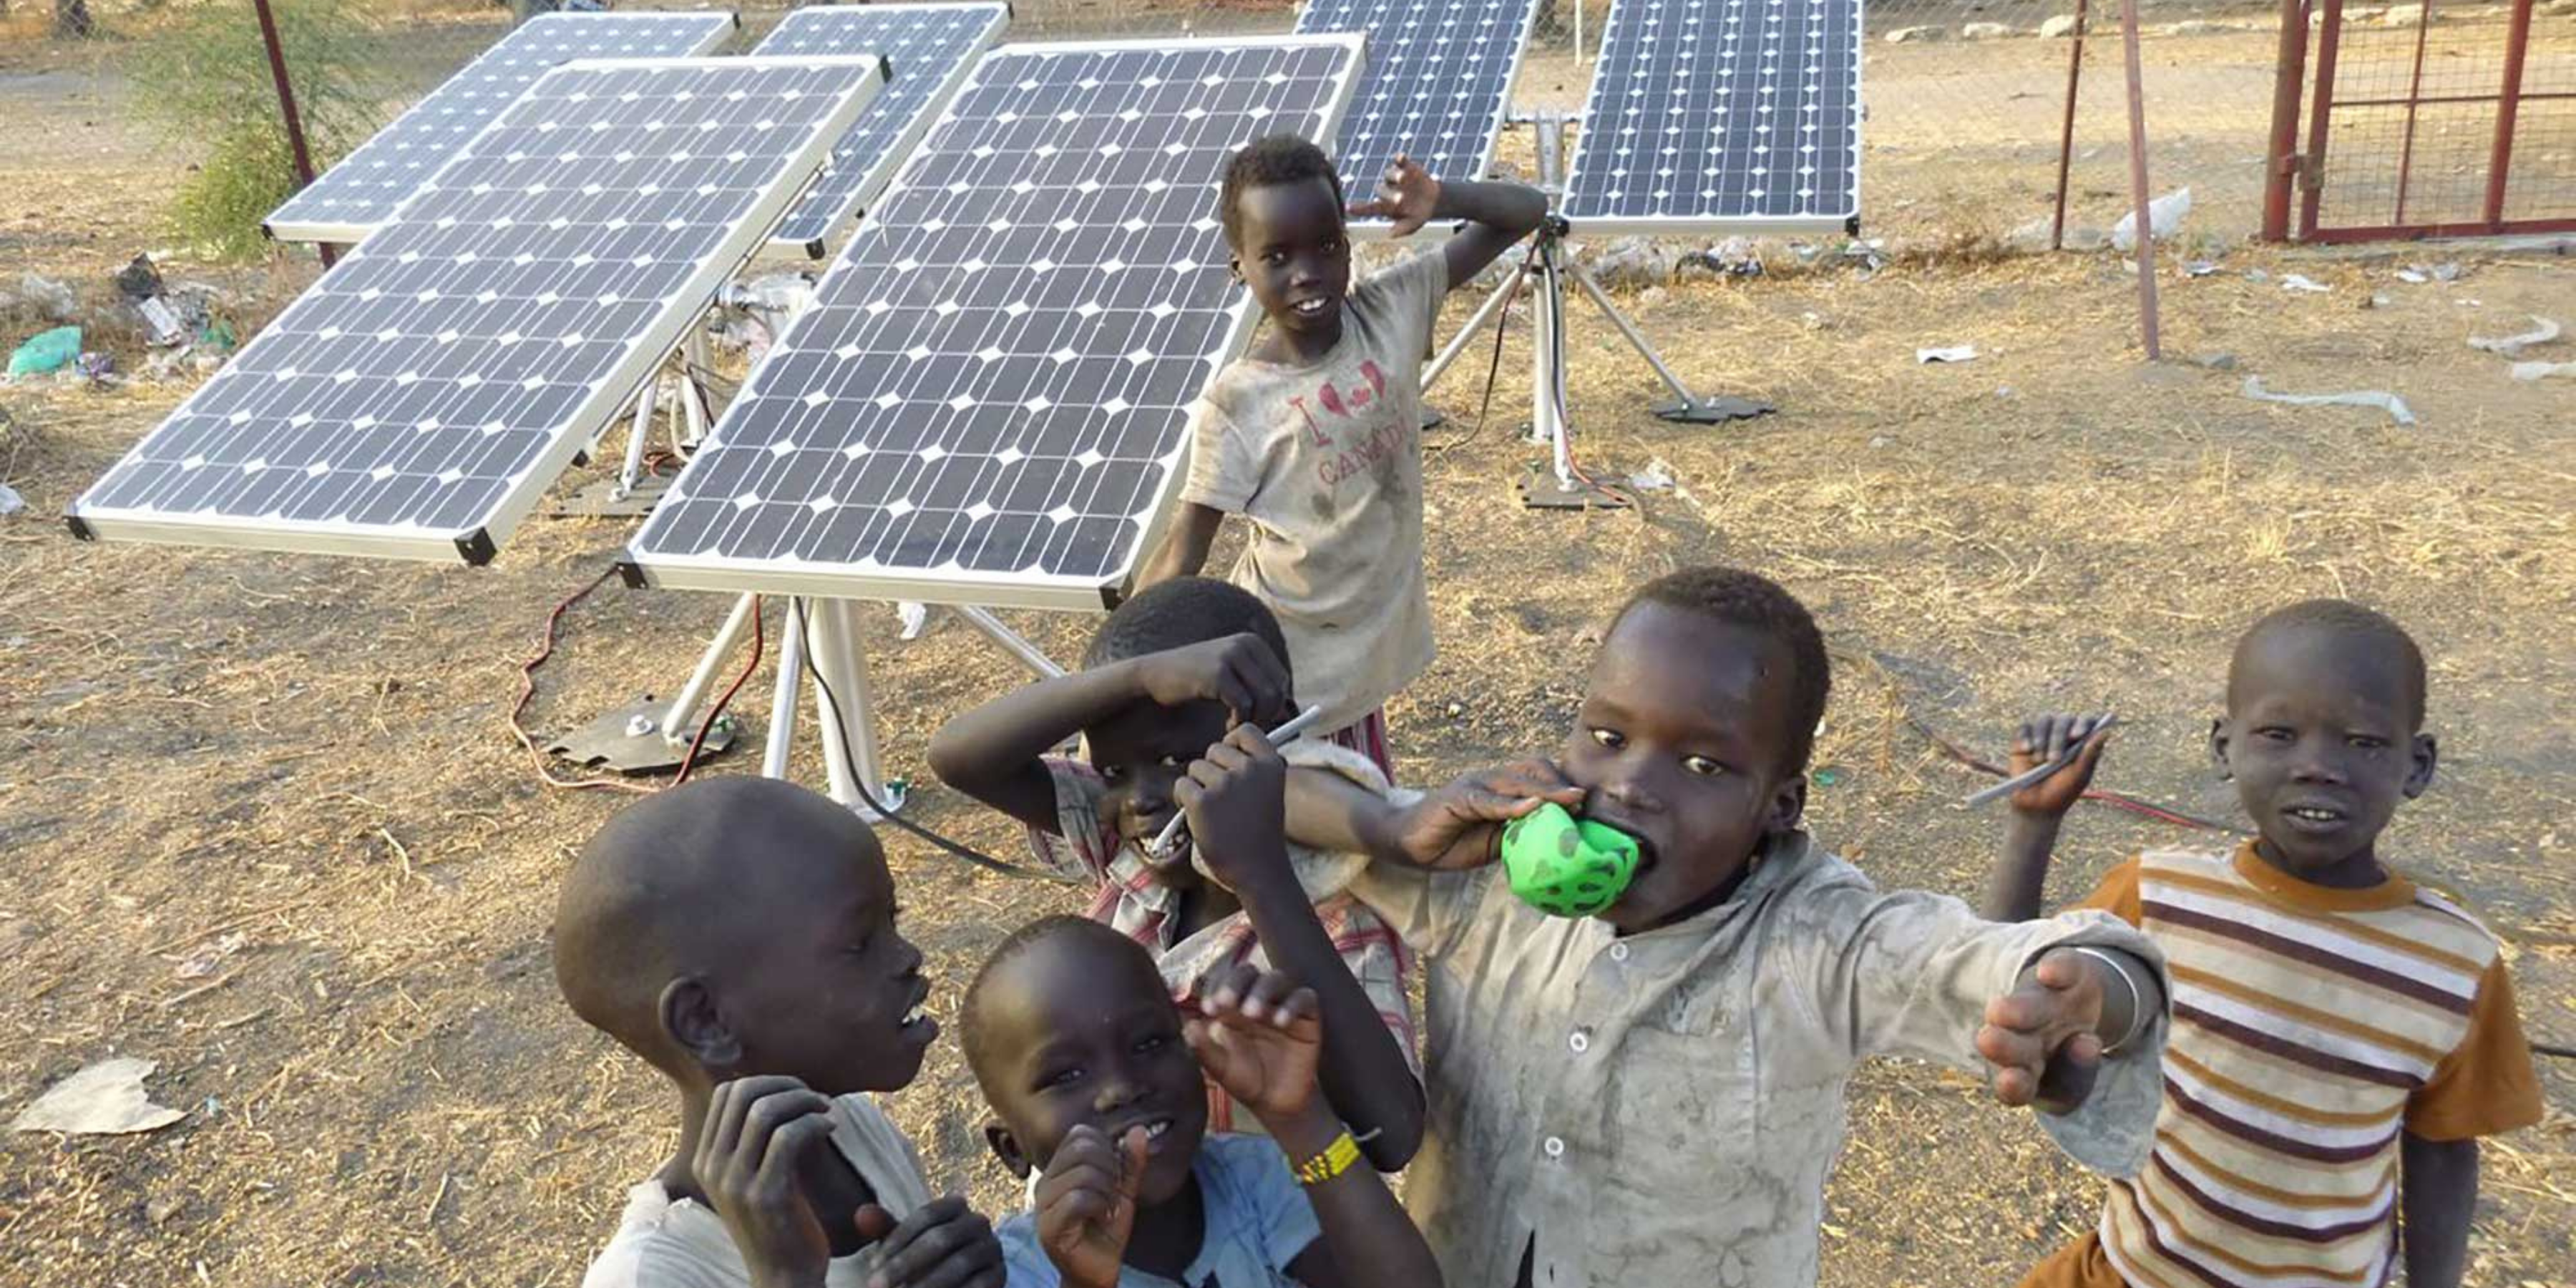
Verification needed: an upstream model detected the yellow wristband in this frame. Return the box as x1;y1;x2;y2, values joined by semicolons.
1293;1131;1362;1186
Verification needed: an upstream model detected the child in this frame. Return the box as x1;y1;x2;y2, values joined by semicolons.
960;917;1445;1288
1989;600;2545;1288
556;777;1005;1288
927;576;1423;1171
1285;565;2173;1288
1135;134;1548;776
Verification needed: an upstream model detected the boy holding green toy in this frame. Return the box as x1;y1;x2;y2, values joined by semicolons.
1288;565;2175;1288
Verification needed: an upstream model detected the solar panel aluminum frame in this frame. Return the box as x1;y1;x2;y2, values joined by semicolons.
261;12;741;247
69;55;889;565
757;1;1013;259
1558;0;1863;238
1301;0;1540;243
621;32;1370;612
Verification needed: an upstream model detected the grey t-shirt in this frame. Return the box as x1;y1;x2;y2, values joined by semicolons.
1180;250;1448;734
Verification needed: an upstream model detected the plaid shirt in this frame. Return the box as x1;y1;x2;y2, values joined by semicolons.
1025;751;1420;1135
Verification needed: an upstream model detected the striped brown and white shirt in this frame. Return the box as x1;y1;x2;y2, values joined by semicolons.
2057;844;2542;1288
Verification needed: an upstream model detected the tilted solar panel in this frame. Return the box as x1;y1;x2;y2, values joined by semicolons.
1297;0;1536;233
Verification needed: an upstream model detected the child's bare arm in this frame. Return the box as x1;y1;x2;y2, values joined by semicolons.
925;635;1292;831
2399;1133;2478;1288
1184;968;1445;1288
1136;502;1225;591
1348;156;1547;290
1180;728;1425;1169
1984;713;2113;921
1284;758;1582;872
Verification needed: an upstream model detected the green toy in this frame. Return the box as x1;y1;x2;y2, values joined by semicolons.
1499;802;1641;918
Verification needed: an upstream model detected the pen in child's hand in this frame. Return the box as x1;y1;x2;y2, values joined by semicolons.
1151;704;1327;857
1962;713;2117;808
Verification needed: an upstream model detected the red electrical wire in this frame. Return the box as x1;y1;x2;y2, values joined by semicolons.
671;595;762;784
509;566;761;795
1908;717;2235;832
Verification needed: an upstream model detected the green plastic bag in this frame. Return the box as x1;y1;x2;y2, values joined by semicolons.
8;326;82;379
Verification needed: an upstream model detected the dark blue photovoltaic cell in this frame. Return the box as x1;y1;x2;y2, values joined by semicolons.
752;2;1008;249
1297;0;1532;192
76;59;877;558
1561;0;1861;228
627;39;1363;601
263;11;734;240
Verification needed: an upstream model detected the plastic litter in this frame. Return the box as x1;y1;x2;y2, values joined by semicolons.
2181;260;2221;278
2111;187;2190;253
10;1058;187;1135
13;271;77;321
0;484;24;517
1626;459;1677;491
2509;361;2576;382
2468;316;2561;358
2240;376;2416;426
1917;344;1979;364
2280;274;2333;293
897;602;929;641
7;326;82;379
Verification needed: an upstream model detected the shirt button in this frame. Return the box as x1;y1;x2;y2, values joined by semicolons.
1543;1136;1566;1159
1568;1029;1591;1054
1609;942;1631;963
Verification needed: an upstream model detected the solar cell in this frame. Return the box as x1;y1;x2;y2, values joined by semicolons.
1297;0;1536;231
1561;0;1861;234
624;36;1367;609
264;11;737;245
752;2;1011;255
72;57;887;563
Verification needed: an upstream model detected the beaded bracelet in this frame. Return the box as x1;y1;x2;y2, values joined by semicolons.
1294;1131;1362;1187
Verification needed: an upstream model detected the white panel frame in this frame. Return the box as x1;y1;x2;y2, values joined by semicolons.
623;33;1370;607
758;1;1013;256
263;11;739;246
72;56;887;564
1302;0;1542;243
1558;0;1864;237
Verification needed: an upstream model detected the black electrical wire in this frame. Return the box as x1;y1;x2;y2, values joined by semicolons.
792;600;1073;884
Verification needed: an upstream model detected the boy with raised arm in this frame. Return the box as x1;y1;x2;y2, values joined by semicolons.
1137;135;1547;774
1989;601;2544;1288
1289;565;2174;1288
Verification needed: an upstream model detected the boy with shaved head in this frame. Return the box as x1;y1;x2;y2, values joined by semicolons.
556;776;1005;1288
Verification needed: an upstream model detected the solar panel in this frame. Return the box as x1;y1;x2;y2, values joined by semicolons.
263;11;738;245
72;57;887;563
624;35;1367;609
1297;0;1536;233
1561;0;1861;234
751;1;1011;256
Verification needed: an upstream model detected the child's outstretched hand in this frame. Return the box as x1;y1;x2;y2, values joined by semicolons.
1976;948;2109;1114
1184;963;1324;1125
858;1196;1005;1288
1386;758;1586;869
1347;154;1442;237
2008;713;2113;819
1173;723;1290;893
1130;633;1294;729
1033;1123;1148;1288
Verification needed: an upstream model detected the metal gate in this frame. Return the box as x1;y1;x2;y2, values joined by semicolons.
2266;0;2576;243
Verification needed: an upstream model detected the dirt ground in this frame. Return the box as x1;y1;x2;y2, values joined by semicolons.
4;6;2574;1288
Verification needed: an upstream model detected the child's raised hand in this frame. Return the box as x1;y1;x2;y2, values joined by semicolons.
1033;1124;1148;1288
693;1075;839;1288
1184;963;1324;1125
1975;948;2109;1114
1172;723;1291;893
1347;154;1443;237
2007;713;2112;819
1390;758;1586;869
1129;633;1294;728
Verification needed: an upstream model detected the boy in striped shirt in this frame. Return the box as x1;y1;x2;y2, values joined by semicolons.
1991;600;2545;1288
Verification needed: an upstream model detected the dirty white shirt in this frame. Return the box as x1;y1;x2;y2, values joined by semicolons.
1180;250;1447;734
1348;830;2168;1288
581;1093;933;1288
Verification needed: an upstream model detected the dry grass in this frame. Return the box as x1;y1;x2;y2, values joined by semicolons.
4;8;2575;1288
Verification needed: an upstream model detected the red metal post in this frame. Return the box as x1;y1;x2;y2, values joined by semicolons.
2117;0;2161;359
2483;0;2534;227
2298;0;2348;238
2051;0;2094;250
2389;0;2439;226
253;0;336;268
2261;0;2311;241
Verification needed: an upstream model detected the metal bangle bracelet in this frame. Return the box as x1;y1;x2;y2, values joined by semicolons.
2069;945;2150;1057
